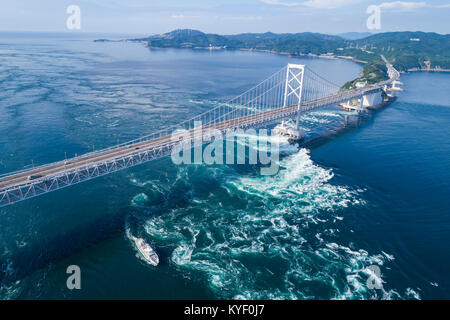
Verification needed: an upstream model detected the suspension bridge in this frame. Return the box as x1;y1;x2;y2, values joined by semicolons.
0;60;401;208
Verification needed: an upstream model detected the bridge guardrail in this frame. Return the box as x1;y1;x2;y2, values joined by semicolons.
0;60;401;206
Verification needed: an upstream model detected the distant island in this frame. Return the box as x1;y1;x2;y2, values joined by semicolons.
97;29;450;88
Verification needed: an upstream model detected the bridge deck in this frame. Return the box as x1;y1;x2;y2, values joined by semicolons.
0;105;296;190
0;60;400;207
0;86;385;192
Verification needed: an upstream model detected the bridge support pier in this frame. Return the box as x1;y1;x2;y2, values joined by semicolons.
0;61;403;208
341;91;384;112
362;92;383;108
385;80;404;98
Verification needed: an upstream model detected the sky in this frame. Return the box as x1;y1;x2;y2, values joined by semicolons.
0;0;449;35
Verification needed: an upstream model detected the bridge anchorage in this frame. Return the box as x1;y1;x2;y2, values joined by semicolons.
0;60;401;208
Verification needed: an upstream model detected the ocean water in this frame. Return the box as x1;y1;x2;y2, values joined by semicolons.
0;33;449;300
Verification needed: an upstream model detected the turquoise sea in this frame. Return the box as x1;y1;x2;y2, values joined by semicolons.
0;32;449;299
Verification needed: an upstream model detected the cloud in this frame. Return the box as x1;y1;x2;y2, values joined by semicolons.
377;1;450;11
378;1;428;10
259;0;301;7
260;0;450;10
302;0;358;9
260;0;358;9
222;16;264;21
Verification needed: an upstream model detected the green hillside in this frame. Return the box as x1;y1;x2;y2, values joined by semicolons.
352;32;450;70
131;29;450;80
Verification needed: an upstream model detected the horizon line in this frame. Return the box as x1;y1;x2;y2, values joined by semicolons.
0;29;449;37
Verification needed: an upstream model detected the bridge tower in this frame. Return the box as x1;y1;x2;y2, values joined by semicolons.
274;64;305;140
0;62;402;208
283;64;305;129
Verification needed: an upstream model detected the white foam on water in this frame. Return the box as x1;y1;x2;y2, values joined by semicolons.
124;216;135;240
300;115;331;124
0;281;22;300
74;116;94;126
188;99;220;106
138;148;407;299
382;251;395;261
310;111;342;118
405;288;421;300
231;131;299;156
129;177;165;191
122;142;415;299
131;193;149;207
0;259;22;300
233;149;354;209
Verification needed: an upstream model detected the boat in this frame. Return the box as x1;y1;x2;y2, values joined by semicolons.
134;238;159;266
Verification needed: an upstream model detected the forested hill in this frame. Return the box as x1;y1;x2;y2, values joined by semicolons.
353;32;450;71
131;29;450;72
132;29;346;56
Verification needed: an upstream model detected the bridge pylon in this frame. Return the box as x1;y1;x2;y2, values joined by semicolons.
282;64;305;131
0;62;402;208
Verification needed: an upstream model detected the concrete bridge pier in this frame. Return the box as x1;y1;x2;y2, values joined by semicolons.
341;91;384;112
0;60;403;208
362;91;383;107
384;81;403;98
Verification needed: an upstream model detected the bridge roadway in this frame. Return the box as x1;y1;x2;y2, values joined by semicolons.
0;83;386;195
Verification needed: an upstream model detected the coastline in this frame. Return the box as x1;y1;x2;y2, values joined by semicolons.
99;39;450;74
138;43;373;86
406;68;450;73
236;47;450;74
238;48;368;64
138;42;369;65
